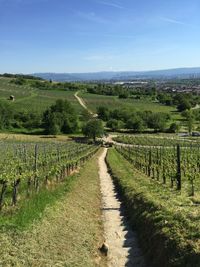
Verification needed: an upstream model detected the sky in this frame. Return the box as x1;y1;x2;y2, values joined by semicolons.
1;0;200;73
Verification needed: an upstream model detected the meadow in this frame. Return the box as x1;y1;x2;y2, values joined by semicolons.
79;91;180;116
0;78;82;114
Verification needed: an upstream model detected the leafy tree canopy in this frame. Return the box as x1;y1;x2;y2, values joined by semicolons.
43;99;78;135
82;119;104;142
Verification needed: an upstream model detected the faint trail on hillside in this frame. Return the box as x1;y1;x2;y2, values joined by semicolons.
74;91;98;117
99;148;148;267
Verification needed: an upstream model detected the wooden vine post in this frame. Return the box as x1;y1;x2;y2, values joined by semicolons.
0;180;7;209
34;144;39;191
148;149;152;177
176;144;181;190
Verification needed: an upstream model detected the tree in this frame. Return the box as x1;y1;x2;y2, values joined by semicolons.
81;109;92;122
118;92;129;99
147;113;169;132
168;123;180;133
181;110;194;134
188;116;194;134
82;119;104;142
43;99;78;135
106;119;124;131
97;106;109;121
177;98;191;112
126;115;145;132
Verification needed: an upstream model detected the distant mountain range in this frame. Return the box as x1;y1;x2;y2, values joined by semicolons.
33;67;200;82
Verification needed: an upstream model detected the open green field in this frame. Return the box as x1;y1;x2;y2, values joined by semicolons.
0;78;82;114
80;91;180;118
0;132;72;142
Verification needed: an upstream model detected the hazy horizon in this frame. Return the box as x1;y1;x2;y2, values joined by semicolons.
0;66;198;75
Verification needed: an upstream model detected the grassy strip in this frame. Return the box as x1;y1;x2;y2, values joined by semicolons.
0;149;105;267
106;148;200;267
0;177;77;230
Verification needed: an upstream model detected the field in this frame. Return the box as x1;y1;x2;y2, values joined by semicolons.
79;91;180;118
0;132;72;142
0;78;82;114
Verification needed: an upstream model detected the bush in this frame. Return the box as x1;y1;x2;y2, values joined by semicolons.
0;101;13;129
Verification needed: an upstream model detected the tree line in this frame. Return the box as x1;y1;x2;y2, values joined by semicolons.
97;106;178;133
0;98;105;141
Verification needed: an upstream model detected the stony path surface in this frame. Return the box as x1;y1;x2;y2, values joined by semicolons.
99;148;148;267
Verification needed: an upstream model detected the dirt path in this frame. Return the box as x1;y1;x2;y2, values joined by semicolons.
74;91;98;117
99;148;147;267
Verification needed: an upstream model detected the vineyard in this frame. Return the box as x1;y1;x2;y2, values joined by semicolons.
0;140;99;210
113;134;200;147
115;142;200;197
106;148;200;267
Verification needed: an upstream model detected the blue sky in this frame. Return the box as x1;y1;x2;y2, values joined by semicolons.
1;0;200;73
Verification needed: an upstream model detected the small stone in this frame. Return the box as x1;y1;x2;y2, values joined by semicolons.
99;242;109;256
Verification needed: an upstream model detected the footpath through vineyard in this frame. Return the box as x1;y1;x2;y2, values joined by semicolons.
99;148;148;267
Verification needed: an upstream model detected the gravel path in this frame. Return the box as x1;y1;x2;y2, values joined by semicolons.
74;91;98;117
99;148;148;267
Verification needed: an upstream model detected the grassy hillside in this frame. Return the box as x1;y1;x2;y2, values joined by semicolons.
0;77;82;114
80;91;179;114
0;77;186;134
0;77;182;121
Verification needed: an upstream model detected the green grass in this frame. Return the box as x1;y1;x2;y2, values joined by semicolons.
0;176;77;230
0;78;83;114
0;149;104;267
80;91;179;116
0;77;35;100
106;148;200;267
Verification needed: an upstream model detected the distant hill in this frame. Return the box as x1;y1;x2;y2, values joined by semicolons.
33;67;200;82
